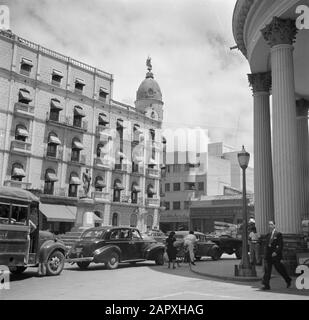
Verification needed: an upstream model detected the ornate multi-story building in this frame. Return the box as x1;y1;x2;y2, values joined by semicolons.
0;30;164;234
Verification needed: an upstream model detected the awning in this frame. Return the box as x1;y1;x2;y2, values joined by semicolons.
21;58;33;67
148;158;157;165
45;172;58;182
114;182;124;190
134;125;143;134
95;179;106;188
40;204;76;222
75;78;85;86
147;187;156;195
99;113;109;125
72;140;84;150
70;176;81;185
74;106;86;117
51;99;63;110
16;127;29;138
48;135;61;145
19;90;32;102
117;119;125;128
12;168;26;178
132;185;142;193
52;69;63;77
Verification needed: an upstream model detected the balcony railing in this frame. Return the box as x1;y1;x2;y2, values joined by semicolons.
92;191;111;202
14;103;35;118
146;168;160;177
44;146;63;161
10;140;32;154
68;153;86;165
145;198;160;207
114;163;130;172
94;157;111;169
46;113;88;132
4;180;32;189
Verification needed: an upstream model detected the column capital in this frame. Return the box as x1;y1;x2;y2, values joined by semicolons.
296;99;309;117
261;17;297;48
248;72;271;93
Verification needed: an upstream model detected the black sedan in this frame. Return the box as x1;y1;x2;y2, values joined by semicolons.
172;231;222;261
67;226;165;270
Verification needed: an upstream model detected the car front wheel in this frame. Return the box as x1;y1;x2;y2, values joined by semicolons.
155;251;164;265
9;266;27;275
106;252;119;270
46;250;65;276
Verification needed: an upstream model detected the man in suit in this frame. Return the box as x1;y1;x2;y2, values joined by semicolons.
261;221;292;290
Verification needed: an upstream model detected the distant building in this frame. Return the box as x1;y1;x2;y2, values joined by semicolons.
159;142;254;232
0;30;164;234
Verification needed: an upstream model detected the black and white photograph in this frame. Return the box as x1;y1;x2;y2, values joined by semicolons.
0;0;309;307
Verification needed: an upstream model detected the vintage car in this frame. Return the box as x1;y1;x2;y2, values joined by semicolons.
0;187;67;276
67;226;166;270
172;231;222;261
141;229;166;244
205;234;243;259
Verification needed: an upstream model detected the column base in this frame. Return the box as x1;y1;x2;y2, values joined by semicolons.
234;264;257;277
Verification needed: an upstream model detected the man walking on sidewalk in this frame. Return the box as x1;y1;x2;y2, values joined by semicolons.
184;231;197;266
261;221;292;290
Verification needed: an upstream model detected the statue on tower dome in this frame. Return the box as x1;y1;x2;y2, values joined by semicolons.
146;56;152;72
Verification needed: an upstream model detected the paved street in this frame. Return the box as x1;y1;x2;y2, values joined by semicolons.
1;255;308;300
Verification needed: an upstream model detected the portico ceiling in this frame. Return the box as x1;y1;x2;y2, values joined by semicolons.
233;0;309;99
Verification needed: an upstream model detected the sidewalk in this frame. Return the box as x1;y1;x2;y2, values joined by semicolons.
190;257;263;282
189;257;309;297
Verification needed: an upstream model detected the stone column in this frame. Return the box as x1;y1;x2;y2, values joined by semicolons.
261;17;302;234
248;72;274;235
296;99;309;220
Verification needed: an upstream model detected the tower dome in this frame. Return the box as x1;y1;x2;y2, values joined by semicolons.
136;58;162;102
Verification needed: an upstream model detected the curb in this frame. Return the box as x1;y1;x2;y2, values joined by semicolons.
190;266;263;282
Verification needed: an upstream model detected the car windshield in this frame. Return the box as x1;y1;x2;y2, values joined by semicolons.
82;229;105;239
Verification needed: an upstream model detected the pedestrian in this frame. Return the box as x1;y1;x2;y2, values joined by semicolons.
166;231;177;269
184;231;197;266
261;221;292;290
248;225;261;265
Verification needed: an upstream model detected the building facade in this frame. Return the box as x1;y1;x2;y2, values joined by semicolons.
0;30;164;234
159;142;254;232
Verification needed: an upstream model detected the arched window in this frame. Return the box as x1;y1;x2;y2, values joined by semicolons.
130;214;138;227
112;213;118;226
68;172;81;197
47;132;61;158
95;176;106;192
98;112;109;126
96;143;106;158
44;168;58;195
113;179;124;202
11;163;25;182
147;184;155;199
71;137;83;162
131;182;141;204
73;106;85;128
146;215;153;230
15;124;29;142
49;99;63;122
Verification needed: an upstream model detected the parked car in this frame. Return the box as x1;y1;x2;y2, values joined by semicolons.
205;234;243;259
0;187;67;276
141;229;166;244
67;226;165;270
171;231;222;261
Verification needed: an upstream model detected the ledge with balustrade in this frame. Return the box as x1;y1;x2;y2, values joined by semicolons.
3;180;32;189
46;113;88;132
14;102;35;119
67;153;87;166
94;157;112;170
0;30;113;81
146;167;160;178
145;198;160;207
10;140;32;155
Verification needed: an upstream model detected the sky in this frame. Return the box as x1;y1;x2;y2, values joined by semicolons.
2;0;253;160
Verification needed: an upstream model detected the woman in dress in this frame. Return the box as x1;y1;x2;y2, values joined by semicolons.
166;231;177;269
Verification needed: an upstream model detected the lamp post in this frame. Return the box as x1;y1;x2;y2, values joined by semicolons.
235;146;257;277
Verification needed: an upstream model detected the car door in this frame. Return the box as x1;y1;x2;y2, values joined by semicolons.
109;228;132;261
128;229;145;260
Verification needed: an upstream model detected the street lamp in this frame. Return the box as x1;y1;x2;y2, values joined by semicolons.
235;146;257;277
